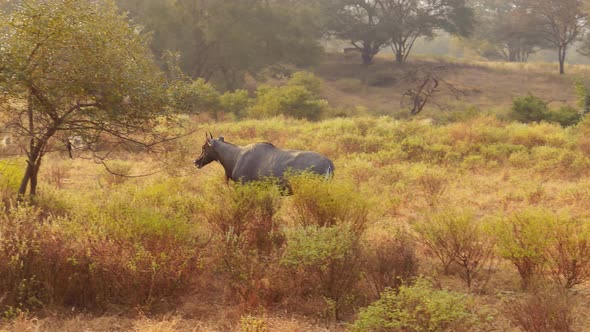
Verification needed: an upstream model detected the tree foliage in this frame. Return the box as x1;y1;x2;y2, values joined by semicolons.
524;0;587;74
324;0;474;64
0;0;174;197
468;0;548;62
116;0;323;89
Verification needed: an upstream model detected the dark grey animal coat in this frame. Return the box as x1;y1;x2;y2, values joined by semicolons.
194;135;334;183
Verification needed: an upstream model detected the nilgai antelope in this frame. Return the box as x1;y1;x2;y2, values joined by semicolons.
194;133;334;186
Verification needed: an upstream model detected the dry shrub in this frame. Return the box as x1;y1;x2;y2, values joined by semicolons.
0;185;203;313
77;233;201;309
98;160;133;186
203;181;284;309
363;230;419;298
288;173;369;235
281;175;370;320
545;218;590;289
413;210;496;290
412;166;449;207
504;285;576;332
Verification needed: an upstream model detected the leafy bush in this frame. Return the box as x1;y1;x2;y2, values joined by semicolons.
507;94;581;126
545;218;590;289
0;159;24;202
247;72;327;121
548;106;582;127
352;278;489;332
287;71;322;95
281;224;363;320
167;78;221;116
220;89;251;119
507;94;549;124
288;174;370;234
492;209;554;289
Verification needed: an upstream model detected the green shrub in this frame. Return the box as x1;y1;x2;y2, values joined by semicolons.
352;278;489;332
547;106;582;127
287;71;322;96
167;78;220;116
507;94;582;126
248;84;327;121
0;159;24;201
545;218;590;289
507;94;549;124
282;175;371;319
220;89;251;119
281;224;363;320
491;209;555;289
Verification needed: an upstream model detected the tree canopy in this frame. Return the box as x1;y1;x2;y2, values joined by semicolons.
0;0;175;197
116;0;323;89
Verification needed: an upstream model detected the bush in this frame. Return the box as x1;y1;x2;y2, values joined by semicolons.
167;78;220;116
288;174;370;234
503;284;575;332
281;223;363;318
287;71;322;96
507;94;582;127
548;106;582;127
413;210;496;289
220;89;251;119
203;181;284;307
248;84;327;121
545;218;590;289
281;175;371;319
492;209;554;289
363;230;419;297
352;278;489;332
507;94;549;124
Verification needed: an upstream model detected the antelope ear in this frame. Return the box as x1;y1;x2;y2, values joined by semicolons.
206;138;212;146
219;136;224;142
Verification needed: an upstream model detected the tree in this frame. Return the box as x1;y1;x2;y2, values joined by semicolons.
468;0;548;62
117;0;323;89
324;0;390;65
0;0;174;197
380;0;474;63
525;0;587;74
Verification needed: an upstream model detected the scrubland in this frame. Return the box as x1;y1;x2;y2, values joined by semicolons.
2;114;590;331
2;57;590;331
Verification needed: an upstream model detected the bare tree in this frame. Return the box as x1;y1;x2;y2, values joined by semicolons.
401;65;465;116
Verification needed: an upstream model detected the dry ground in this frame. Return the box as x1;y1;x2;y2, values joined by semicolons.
313;54;586;116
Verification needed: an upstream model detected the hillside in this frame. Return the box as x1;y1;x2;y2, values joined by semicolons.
312;54;585;118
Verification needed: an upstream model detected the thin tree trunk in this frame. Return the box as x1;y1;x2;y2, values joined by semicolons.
361;44;374;65
559;46;566;75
